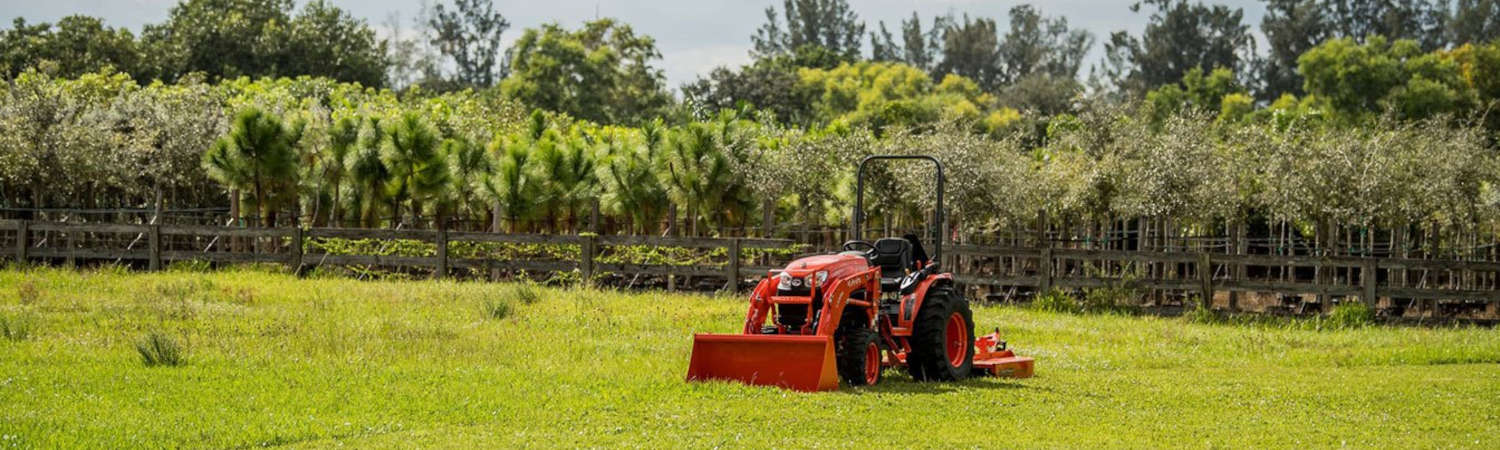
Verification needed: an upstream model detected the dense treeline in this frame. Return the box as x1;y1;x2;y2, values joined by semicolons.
3;0;1500;258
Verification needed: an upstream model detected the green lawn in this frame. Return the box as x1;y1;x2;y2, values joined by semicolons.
1;266;1497;448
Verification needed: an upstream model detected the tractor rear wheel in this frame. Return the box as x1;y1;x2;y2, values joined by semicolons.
906;287;974;381
835;309;881;387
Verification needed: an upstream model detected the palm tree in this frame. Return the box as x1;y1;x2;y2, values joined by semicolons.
321;116;360;226
596;125;667;234
442;137;492;230
531;129;596;232
380;112;449;227
202;108;298;227
480;133;538;232
347;117;390;228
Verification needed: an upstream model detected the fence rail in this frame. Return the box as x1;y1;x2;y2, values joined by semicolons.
5;220;1500;317
947;245;1500;316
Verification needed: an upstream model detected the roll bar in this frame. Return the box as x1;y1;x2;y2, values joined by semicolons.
851;155;944;263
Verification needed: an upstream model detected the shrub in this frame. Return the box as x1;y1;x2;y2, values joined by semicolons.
1326;301;1375;330
136;332;185;367
1081;285;1139;313
1033;288;1078;313
0;312;35;341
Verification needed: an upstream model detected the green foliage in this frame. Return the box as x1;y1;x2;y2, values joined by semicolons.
0;311;35;341
1327;302;1376;329
1032;288;1078;313
501;19;670;125
1103;0;1255;93
751;0;865;62
482;298;512;320
135;331;185;367
1298;36;1476;120
380;112;449;224
427;0;510;88
203;107;300;226
0;16;142;80
142;0;388;86
1144;67;1246;123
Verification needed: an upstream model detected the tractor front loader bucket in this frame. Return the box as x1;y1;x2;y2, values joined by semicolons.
685;334;839;392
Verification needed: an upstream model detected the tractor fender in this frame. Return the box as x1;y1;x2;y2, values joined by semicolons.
897;273;954;330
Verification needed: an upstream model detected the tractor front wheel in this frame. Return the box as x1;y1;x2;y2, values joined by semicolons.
836;317;881;387
906;287;974;381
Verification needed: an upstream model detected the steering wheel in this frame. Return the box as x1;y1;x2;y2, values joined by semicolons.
841;240;876;254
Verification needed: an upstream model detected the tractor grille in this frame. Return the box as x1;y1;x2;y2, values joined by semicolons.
776;285;812;297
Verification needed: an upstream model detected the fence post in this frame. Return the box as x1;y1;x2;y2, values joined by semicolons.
1363;259;1378;310
1038;246;1054;294
290;227;304;275
580;234;597;287
1198;252;1213;310
14;220;28;264
148;224;162;271
726;238;742;293
435;229;449;280
65;227;76;269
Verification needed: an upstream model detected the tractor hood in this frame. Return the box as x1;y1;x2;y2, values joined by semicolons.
778;253;870;285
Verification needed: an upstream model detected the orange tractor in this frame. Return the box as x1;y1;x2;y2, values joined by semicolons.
687;155;1034;391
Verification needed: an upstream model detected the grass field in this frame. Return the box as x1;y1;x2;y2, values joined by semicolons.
1;266;1498;448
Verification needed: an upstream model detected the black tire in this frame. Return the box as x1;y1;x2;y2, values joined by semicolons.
905;287;974;381
835;308;881;387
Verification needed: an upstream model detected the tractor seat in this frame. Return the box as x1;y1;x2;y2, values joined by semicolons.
871;238;912;293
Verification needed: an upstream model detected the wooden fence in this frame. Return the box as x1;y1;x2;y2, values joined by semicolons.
0;220;796;291
4;220;1498;317
947;244;1500;317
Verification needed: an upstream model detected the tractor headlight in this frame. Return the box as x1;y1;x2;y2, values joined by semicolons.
813;271;828;287
777;274;793;290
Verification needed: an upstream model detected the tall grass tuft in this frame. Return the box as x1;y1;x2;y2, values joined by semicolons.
16;281;39;305
1326;302;1375;330
0;312;35;341
483;298;513;320
136;332;185;367
1184;302;1222;324
511;284;541;305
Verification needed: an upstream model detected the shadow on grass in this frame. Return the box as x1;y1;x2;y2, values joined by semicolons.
841;372;1038;395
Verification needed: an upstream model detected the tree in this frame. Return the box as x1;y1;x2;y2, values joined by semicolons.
443;136;491;227
1449;0;1500;44
501;19;670;124
284;1;389;87
1322;0;1448;50
202;108;299;226
869;22;901;62
428;0;510;88
934;15;1002;92
320;116;359;226
1103;0;1255;94
380;112;449;225
0;16;142;80
681;57;812;125
348;117;391;227
481;132;537;232
751;0;865;62
1144;67;1246;123
1257;0;1327;100
1298;36;1474;119
143;0;388;86
596;122;668;233
998;5;1094;84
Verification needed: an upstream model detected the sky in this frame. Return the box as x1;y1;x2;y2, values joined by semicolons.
3;0;1268;88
